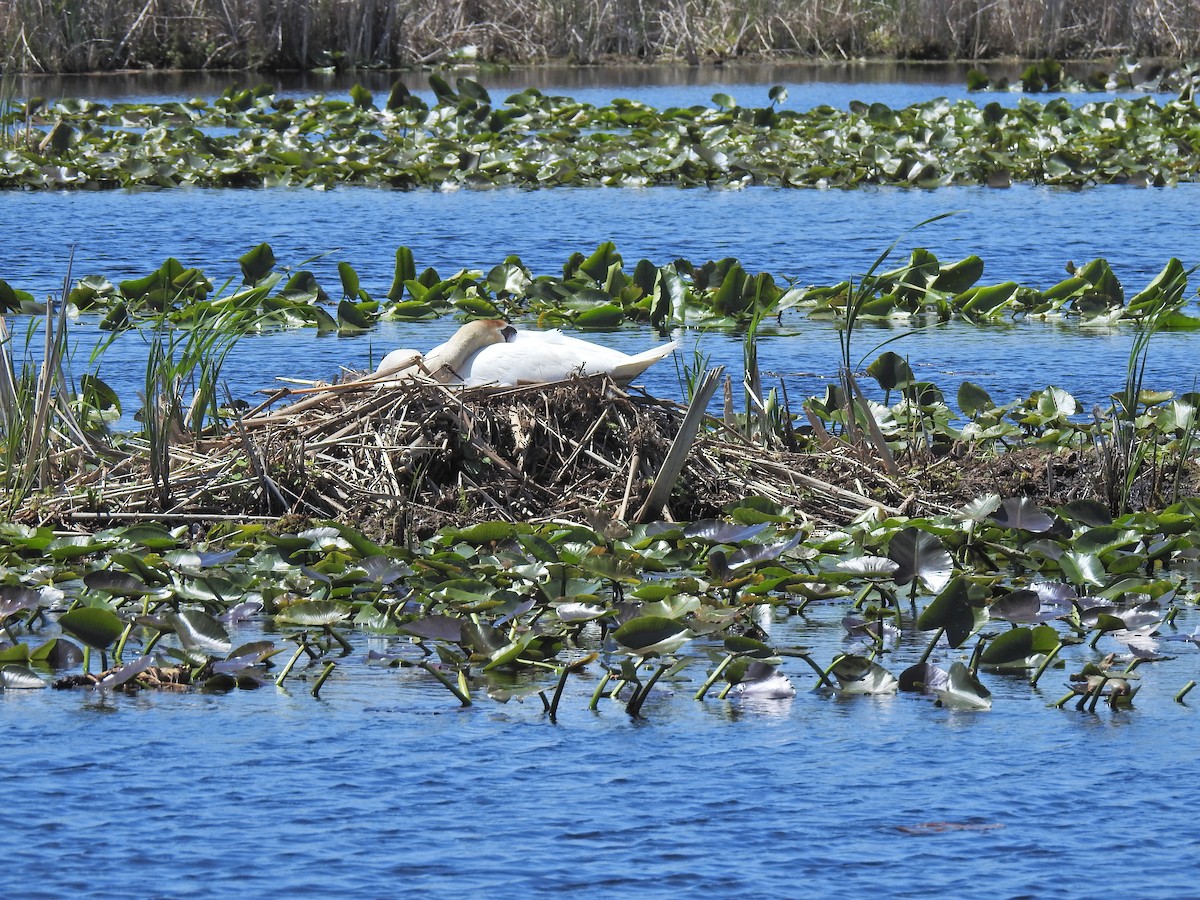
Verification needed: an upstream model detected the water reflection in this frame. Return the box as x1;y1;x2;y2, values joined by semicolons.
12;60;1141;111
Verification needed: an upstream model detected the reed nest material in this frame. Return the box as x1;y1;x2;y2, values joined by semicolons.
25;373;970;539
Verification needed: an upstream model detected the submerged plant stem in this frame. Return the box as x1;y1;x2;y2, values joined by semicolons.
589;671;613;710
547;664;570;721
311;662;336;698
418;661;472;706
275;641;307;687
694;653;735;700
1029;642;1062;688
626;662;669;717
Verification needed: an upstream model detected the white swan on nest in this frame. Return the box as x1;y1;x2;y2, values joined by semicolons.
374;319;678;387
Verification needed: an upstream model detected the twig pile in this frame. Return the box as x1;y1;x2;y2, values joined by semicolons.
36;373;956;539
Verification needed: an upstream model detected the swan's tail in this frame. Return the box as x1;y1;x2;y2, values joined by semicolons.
610;341;679;385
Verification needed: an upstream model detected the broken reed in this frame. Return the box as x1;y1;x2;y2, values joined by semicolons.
4;0;1200;73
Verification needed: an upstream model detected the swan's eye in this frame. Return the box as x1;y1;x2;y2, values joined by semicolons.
501;325;517;341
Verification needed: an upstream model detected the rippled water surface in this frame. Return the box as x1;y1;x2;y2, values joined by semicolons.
4;72;1200;899
3;183;1200;415
6;608;1200;900
13;60;1127;110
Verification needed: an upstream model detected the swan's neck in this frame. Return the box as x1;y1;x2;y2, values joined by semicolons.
424;325;498;383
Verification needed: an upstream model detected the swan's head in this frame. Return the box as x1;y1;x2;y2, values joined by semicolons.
478;319;516;344
374;347;422;376
451;319;514;347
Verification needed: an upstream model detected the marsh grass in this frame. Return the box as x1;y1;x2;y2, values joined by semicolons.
0;36;19;148
819;213;960;477
0;262;97;516
127;308;254;508
0;263;258;516
3;0;1200;72
1088;259;1200;514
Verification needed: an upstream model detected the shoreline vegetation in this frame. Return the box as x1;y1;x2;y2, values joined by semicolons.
2;238;1195;539
3;1;1200;74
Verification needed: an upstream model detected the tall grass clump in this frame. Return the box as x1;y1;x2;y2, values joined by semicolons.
93;305;254;509
1093;258;1199;514
0;270;96;517
4;0;1200;72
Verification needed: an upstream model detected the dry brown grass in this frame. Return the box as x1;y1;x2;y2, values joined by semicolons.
23;372;955;542
3;0;1200;72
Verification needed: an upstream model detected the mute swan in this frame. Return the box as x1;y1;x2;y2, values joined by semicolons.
457;326;678;387
374;320;678;388
373;319;516;382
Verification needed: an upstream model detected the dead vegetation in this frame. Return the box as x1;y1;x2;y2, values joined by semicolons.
20;369;1122;543
3;0;1200;72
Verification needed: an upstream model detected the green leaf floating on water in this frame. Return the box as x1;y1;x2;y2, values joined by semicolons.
887;526;954;593
239;242;276;285
453;521;518;544
30;638;84;670
574;303;624;328
831;655;898;695
0;643;31;663
612;615;692;655
274;601;351;627
990;497;1055;533
338;261;360;299
46;535;112;560
932;662;992;710
724;635;777;660
58;607;125;651
337;299;373;334
1;664;47;689
898;662;948;694
867;351;914;392
1059;550;1106;588
0;585;43;618
979;624;1059;668
958;381;994;417
83;570;155;598
918;575;987;648
483;632;537;670
99;654;157;689
168;610;232;655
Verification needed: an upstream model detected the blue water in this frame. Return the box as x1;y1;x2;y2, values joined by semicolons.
4;73;1200;899
13;60;1159;111
5;605;1200;899
3;183;1199;418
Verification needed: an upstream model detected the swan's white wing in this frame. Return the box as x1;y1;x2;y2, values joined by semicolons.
458;331;586;385
459;330;677;386
607;341;679;385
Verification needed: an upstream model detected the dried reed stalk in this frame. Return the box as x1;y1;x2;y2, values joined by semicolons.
16;370;945;539
4;0;1200;71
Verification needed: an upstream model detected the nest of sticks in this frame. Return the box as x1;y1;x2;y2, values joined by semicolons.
35;371;1050;540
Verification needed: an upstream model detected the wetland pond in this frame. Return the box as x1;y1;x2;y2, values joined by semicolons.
4;68;1200;899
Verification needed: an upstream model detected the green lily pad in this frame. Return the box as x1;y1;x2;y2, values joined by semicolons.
58;607;124;651
612;615;692;655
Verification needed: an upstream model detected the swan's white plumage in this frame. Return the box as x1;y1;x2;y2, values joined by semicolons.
455;328;677;387
372;319;515;382
374;348;422;377
374;321;677;388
